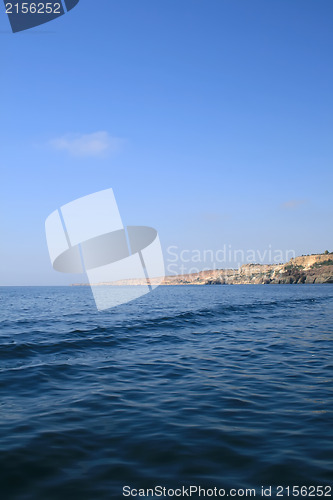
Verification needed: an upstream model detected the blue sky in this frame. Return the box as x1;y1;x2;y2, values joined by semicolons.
1;0;332;285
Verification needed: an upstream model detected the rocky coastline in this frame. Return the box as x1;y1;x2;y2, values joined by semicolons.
71;252;333;286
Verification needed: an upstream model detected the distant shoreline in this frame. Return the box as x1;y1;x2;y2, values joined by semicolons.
71;252;333;286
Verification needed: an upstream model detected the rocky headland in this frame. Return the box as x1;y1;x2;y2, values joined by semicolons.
72;252;333;286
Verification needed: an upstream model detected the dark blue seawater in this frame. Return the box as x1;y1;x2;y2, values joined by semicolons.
0;285;332;499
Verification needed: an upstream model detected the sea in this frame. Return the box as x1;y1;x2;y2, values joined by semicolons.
0;285;332;499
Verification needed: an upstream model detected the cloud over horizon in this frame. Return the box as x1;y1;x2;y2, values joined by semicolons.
50;131;121;157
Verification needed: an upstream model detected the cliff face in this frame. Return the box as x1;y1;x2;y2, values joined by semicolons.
72;253;333;286
234;258;333;285
160;253;333;285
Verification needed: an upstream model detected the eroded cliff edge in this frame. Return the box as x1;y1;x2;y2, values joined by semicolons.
160;253;333;285
72;252;333;286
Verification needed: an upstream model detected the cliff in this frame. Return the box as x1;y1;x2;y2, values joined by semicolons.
72;253;333;286
149;253;333;285
160;253;333;285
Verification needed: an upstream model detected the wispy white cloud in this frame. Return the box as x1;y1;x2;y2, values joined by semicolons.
281;199;308;210
49;131;121;157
